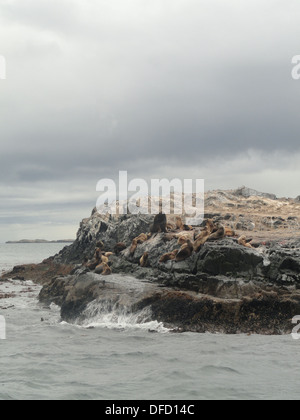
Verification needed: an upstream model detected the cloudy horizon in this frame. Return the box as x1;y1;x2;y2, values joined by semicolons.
1;0;300;242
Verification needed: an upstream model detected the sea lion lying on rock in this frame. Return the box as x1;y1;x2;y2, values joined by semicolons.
159;249;179;263
224;227;236;237
94;262;112;275
130;233;151;256
175;240;194;262
206;224;225;241
176;231;194;245
86;247;102;270
193;227;211;252
238;235;253;249
166;223;175;231
114;242;127;254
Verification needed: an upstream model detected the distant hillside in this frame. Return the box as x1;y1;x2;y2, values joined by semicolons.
6;239;74;244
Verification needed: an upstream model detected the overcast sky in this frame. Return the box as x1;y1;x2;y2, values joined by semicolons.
1;0;300;242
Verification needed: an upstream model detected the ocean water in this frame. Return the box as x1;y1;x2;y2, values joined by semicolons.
0;243;300;400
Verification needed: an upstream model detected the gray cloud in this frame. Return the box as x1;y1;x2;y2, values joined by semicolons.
1;0;300;241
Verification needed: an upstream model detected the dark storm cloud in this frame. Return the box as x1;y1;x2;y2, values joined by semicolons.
1;0;300;240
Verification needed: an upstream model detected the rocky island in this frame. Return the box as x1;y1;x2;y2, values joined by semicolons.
6;239;74;244
3;187;300;335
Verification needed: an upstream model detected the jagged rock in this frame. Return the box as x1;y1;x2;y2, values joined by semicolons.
35;210;300;334
234;186;277;200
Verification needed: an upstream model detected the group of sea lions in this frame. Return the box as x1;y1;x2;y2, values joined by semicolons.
84;241;113;275
84;213;254;275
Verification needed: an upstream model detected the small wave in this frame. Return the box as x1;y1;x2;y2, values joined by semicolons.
200;365;241;375
64;301;170;334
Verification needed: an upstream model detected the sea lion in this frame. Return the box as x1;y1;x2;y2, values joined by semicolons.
87;260;100;270
150;213;167;234
183;224;193;231
162;233;177;242
206;224;225;241
176;231;194;245
175;216;185;230
224;227;236;237
140;252;149;267
195;219;214;241
101;255;109;264
94;247;102;260
159;249;179;263
166;223;175;231
205;219;215;234
135;233;151;244
104;252;114;258
130;239;138;255
193;228;211;252
129;233;151;256
87;248;102;270
175;240;194;262
94;262;112;275
238;235;253;249
114;242;126;254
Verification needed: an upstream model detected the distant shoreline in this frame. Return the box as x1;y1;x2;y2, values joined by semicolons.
5;240;74;244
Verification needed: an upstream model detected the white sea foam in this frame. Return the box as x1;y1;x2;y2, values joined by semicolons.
67;300;170;333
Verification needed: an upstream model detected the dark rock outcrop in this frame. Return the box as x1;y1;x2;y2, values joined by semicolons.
36;211;300;335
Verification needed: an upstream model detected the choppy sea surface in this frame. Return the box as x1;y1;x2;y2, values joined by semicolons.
0;243;300;400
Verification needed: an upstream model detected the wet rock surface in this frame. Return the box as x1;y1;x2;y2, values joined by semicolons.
34;206;300;334
4;187;300;334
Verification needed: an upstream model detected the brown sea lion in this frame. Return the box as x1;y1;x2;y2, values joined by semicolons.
166;223;175;231
129;233;151;256
94;247;102;260
130;239;138;255
224;227;236;237
87;248;102;270
195;219;214;241
175;216;185;231
94;262;112;275
135;233;151;244
104;252;114;258
162;233;177;242
206;225;225;241
238;235;253;249
193;228;211;252
114;242;127;254
175;240;194;262
140;252;149;267
87;259;100;271
159;249;179;263
206;219;215;233
176;231;194;245
101;255;109;264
